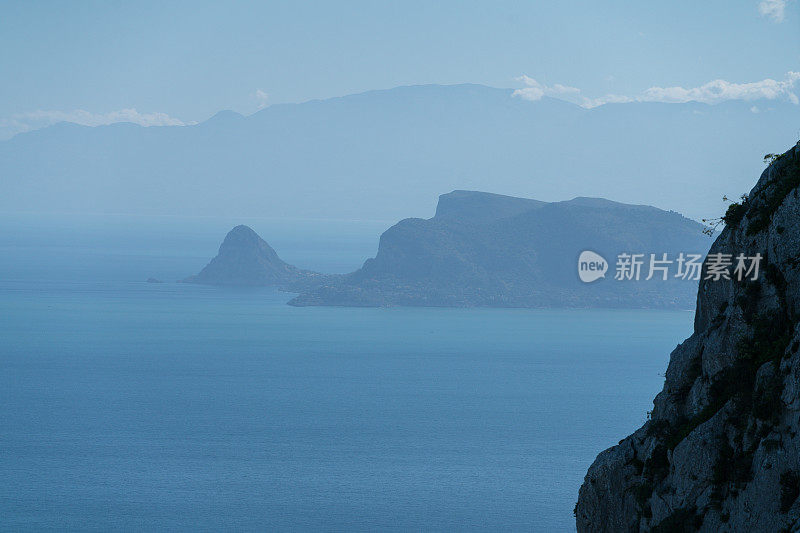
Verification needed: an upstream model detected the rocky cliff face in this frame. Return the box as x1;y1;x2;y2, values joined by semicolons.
184;225;330;289
576;143;800;531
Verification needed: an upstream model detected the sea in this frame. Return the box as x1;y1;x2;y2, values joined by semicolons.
0;214;694;531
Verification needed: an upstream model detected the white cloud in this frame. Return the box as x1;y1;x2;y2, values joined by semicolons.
254;89;269;109
634;73;800;105
579;93;636;107
0;108;191;139
514;72;800;109
759;0;789;22
512;76;581;102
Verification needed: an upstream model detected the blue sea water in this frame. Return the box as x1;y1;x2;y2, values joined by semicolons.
0;216;694;531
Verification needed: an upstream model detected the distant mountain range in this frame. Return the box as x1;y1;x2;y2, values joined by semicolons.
187;191;712;309
2;84;799;221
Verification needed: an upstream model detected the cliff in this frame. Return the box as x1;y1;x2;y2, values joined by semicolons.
184;225;330;290
575;142;800;531
289;191;711;309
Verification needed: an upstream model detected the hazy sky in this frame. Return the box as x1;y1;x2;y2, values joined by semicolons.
1;0;798;138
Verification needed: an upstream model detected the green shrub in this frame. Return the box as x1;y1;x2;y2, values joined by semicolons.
723;201;747;227
748;152;800;235
780;471;800;513
629;457;644;475
711;438;754;505
738;313;792;367
632;481;653;508
752;369;783;424
651;506;701;533
647;419;671;439
736;281;762;324
644;445;670;481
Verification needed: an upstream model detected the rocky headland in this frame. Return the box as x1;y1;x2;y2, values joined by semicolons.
576;142;800;531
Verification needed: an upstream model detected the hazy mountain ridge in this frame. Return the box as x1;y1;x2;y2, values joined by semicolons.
2;84;798;221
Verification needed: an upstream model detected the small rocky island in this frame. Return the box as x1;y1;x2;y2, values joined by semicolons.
576;143;800;531
183;225;331;291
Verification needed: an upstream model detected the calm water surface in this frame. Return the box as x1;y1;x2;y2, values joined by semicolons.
0;217;694;531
